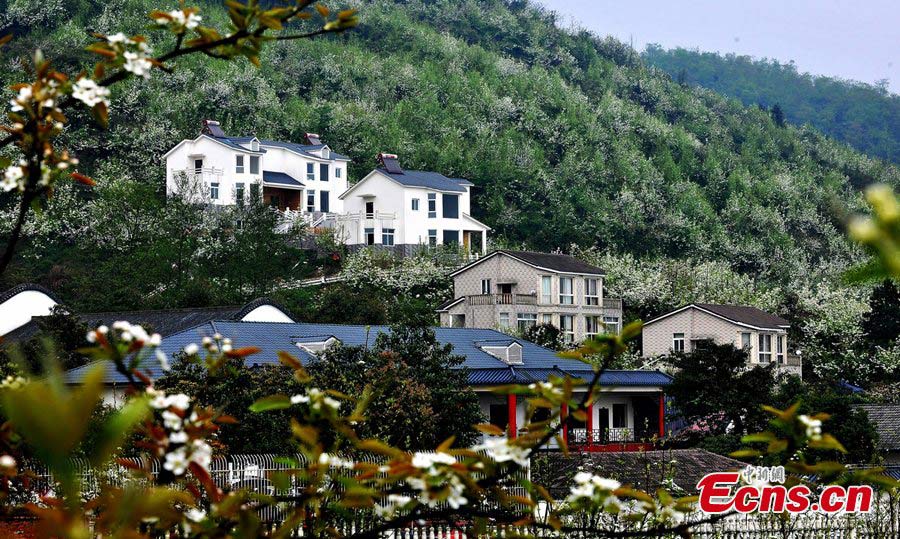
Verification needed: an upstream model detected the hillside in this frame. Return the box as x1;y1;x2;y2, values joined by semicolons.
643;45;900;164
0;1;896;307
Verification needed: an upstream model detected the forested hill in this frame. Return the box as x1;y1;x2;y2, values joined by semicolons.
1;0;899;285
643;45;900;164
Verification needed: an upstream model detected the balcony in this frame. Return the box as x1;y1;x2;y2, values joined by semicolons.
567;428;657;452
466;294;538;306
172;166;224;183
602;297;623;311
334;210;397;221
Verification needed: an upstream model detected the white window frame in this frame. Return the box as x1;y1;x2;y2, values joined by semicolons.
559;277;574;305
499;312;510;328
427;229;437;246
560;315;575;343
427;193;437;218
517;313;538;331
210;182;219;200
585;315;601;339
541;313;553;325
741;332;752;350
776;334;784;364
541;276;552;304
251;139;259;152
481;279;492;295
335;167;342;178
235;182;245;205
412;198;420;211
758;334;772;363
249;155;259;175
382;228;395;246
306;163;315;182
306;190;316;212
673;333;685;353
584;278;599;306
235;155;245;174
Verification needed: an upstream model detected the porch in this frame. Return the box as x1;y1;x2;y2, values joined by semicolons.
263;186;302;211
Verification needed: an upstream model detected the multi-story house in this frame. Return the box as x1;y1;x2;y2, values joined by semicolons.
641;303;801;375
335;153;490;254
164;120;350;219
437;250;624;343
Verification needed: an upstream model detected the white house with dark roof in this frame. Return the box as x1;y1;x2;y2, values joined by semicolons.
438;250;624;343
335;153;490;254
164;120;350;220
641;303;800;375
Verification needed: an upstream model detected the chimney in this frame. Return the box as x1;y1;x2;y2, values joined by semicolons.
201;119;226;138
305;132;322;145
377;152;403;174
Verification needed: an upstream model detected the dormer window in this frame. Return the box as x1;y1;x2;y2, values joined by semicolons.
251;139;259;152
295;336;340;354
480;342;524;365
321;147;330;159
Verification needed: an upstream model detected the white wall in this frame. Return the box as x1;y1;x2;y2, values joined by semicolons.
0;289;58;336
240;304;294;323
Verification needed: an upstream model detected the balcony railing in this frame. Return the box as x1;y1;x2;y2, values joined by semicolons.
466;294;537;306
568;428;635;445
172;167;224;183
333;210;397;221
602;297;623;311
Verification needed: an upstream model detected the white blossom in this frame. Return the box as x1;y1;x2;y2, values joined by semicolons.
475;438;530;467
71;78;110;108
2;165;24;192
164;449;189;475
0;455;16;468
798;415;823;440
162;410;183;430
183;343;199;356
123;52;153;78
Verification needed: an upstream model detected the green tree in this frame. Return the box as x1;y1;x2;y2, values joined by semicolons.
861;280;900;352
667;342;776;441
307;324;483;449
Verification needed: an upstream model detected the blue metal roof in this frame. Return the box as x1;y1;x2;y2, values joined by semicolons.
63;321;672;389
262;170;304;188
376;169;470;192
221;137;349;161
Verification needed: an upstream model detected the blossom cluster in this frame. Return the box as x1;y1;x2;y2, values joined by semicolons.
291;387;342;413
0;375;28;390
798;414;823;441
475;438;530;467
406;452;467;509
87;321;170;371
104;33;154;78
373;494;413;518
71;78;110;108
146;387;214;476
153;8;202;33
565;471;622;512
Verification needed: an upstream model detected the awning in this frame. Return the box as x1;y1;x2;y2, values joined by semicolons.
262;170;304;190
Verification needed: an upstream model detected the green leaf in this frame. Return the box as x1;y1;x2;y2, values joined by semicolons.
249;394;292;412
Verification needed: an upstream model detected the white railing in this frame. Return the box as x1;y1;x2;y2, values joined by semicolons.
172;166;224;183
334;210;397;221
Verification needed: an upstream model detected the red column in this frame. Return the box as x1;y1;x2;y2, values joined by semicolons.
561;402;569;445
508;394;517;439
658;392;666;438
585;399;594;449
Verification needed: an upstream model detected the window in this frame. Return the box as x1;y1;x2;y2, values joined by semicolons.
335;167;341;178
193;158;203;173
365;201;374;217
209;182;219;200
758;334;772;363
235;182;245;207
499;312;510;328
365;227;375;246
235;155;245;173
541;276;552;304
776;335;785;364
612;403;628;429
306;190;316;212
249;183;260;201
320;191;330;213
427;229;437;247
585;316;602;338
673;333;685;353
517;313;537;331
249;156;259;175
489;404;508;431
559;277;574;305
741;332;752;350
427;193;437;218
382;228;395;246
481;279;492;294
411;198;420;211
320;163;329;182
442;194;459;219
584;278;599;306
560;315;574;343
443;230;459;245
450;314;465;328
541;313;553;325
251;139;259;152
306;163;315;182
603;316;620;335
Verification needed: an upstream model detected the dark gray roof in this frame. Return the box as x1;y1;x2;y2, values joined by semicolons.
452;250;605;277
262;170;304;187
221;137;349;161
0;283;61;305
533;449;746;496
859;404;900;451
694;304;790;329
375;168;470;192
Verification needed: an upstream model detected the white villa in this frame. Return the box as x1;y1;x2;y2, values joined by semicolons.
164;120;350;220
336;153;490;254
165;122;489;254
